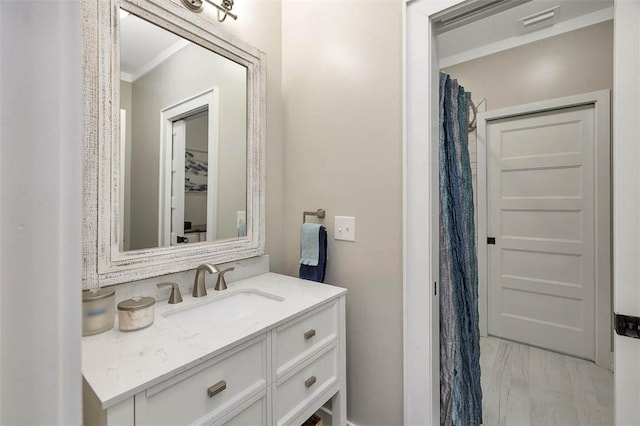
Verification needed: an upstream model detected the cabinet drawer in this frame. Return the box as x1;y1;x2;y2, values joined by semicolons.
213;392;267;426
135;336;267;426
275;301;338;376
275;344;338;425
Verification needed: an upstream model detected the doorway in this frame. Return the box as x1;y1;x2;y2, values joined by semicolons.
402;1;639;424
158;88;219;247
476;92;611;366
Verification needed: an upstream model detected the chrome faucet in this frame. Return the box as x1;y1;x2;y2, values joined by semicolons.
193;263;219;297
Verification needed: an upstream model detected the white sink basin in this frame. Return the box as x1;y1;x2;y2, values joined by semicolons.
162;289;284;327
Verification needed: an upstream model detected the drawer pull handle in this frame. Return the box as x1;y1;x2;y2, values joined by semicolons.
305;376;317;388
207;380;227;398
304;329;316;340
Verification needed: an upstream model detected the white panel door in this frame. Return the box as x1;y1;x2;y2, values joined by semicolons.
487;105;595;360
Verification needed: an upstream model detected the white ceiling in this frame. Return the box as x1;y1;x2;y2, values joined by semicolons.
438;0;613;63
119;1;613;78
120;12;184;80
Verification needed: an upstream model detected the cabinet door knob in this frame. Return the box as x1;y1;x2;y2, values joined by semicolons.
305;376;317;388
207;380;227;398
304;329;316;340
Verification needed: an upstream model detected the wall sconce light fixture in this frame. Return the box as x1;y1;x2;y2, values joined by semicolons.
181;0;237;22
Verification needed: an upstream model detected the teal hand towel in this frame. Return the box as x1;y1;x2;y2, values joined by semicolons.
300;223;322;266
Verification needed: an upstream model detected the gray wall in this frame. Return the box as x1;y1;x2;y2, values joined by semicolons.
0;0;82;423
441;21;614;110
127;42;247;249
281;1;404;424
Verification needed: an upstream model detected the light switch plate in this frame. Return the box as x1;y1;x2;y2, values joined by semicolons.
334;216;356;241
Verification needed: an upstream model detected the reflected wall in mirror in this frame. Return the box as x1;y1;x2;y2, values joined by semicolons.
119;11;247;251
82;0;265;288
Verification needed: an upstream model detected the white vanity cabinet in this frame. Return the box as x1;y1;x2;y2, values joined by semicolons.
83;275;347;426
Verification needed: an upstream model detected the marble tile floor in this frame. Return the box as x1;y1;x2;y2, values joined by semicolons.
481;336;613;426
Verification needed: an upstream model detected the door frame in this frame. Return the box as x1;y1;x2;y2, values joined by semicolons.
119;109;130;251
170;118;187;244
158;88;219;247
611;3;640;424
476;91;611;368
404;1;640;424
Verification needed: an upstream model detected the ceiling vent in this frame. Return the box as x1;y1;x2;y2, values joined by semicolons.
433;0;532;33
519;6;560;27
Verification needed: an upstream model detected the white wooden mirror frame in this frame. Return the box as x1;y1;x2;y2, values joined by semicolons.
82;0;266;288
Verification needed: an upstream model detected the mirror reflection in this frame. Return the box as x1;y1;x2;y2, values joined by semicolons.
119;10;247;251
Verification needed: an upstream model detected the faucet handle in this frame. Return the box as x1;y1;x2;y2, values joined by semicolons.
157;282;183;304
214;267;235;291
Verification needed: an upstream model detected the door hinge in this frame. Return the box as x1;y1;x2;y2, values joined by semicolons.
614;313;640;339
487;237;496;245
434;281;437;296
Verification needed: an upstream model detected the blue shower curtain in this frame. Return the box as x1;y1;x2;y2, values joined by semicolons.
439;72;482;426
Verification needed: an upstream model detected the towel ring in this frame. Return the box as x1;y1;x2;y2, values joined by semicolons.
303;209;326;224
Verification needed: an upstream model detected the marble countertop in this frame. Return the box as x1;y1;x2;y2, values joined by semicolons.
82;272;346;409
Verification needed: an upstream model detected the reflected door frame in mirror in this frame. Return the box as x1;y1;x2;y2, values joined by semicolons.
157;88;220;247
82;0;266;288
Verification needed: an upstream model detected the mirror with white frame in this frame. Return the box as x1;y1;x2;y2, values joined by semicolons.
82;0;265;288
